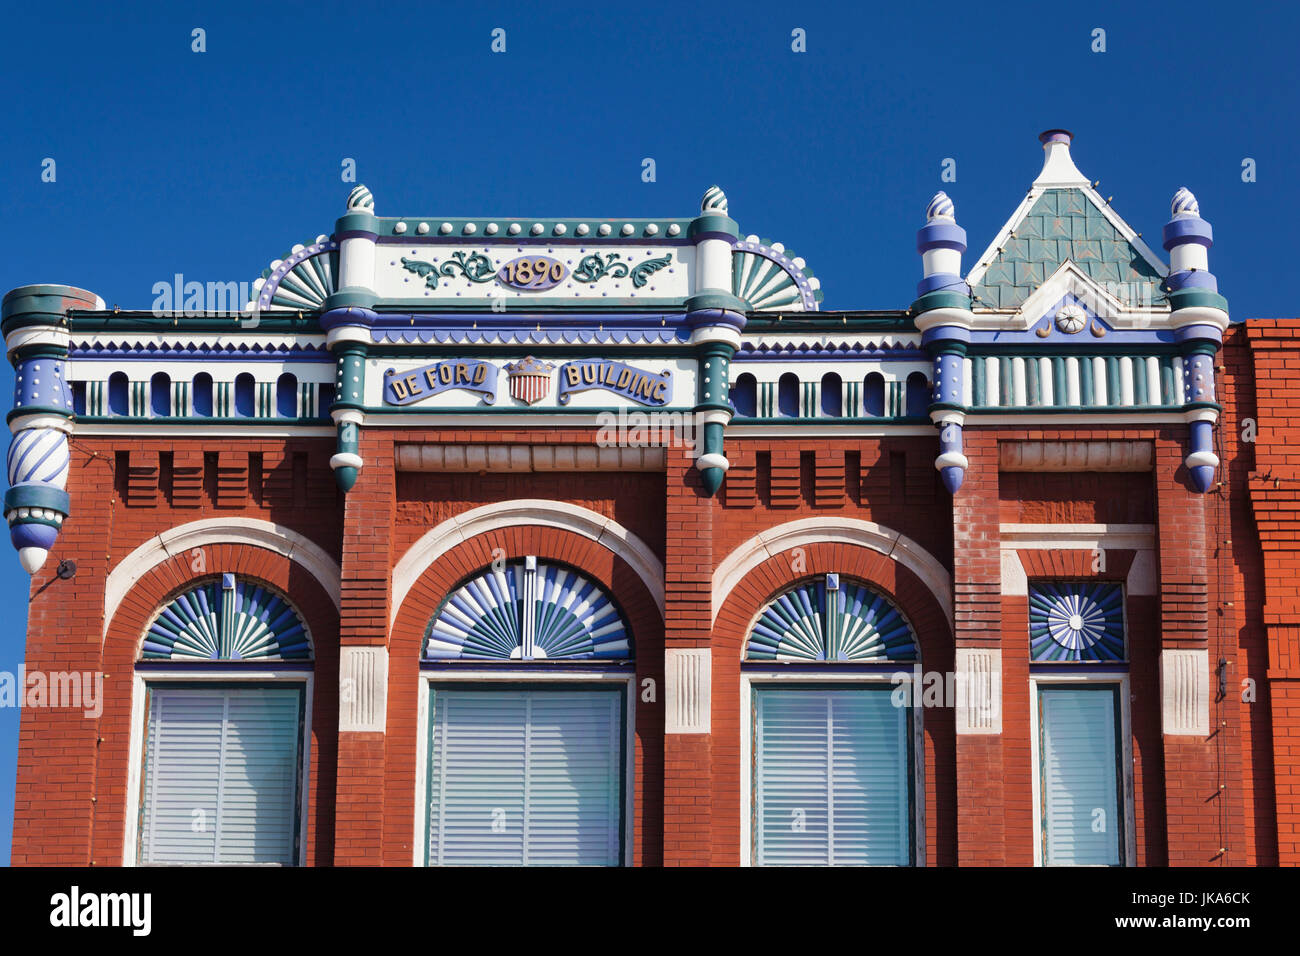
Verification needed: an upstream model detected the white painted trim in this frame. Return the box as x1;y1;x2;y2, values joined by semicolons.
954;647;1002;735
711;517;953;628
1013;261;1168;330
1159;648;1210;736
395;443;667;473
727;425;937;437
124;668;314;867
739;670;925;867
413;668;636;867
1028;672;1135;867
104;518;342;640
389;499;665;627
966;413;1188;426
359;412;696;429
1000;523;1155;550
339;646;388;733
999;523;1156;597
665;648;711;733
74;424;336;438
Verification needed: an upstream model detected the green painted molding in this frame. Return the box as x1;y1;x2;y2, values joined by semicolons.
910;290;971;316
684;292;748;313
687;214;740;239
742;311;915;333
334;211;381;236
65;311;324;334
1168;288;1230;314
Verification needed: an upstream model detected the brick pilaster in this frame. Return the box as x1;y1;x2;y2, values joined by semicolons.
950;429;1005;864
1154;435;1220;864
662;449;713;865
334;432;395;865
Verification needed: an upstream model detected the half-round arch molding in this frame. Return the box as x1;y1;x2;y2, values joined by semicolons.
712;517;953;629
104;517;342;641
390;499;665;629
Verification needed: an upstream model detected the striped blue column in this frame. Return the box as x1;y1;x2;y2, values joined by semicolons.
1;285;99;573
1163;188;1229;493
912;193;973;494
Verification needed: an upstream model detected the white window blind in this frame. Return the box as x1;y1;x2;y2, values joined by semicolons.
139;685;303;865
1038;684;1123;865
754;686;911;866
427;687;624;866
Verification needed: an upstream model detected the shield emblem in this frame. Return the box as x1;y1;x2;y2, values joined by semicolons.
504;356;554;405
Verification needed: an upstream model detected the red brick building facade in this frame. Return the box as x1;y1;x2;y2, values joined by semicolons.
5;133;1294;866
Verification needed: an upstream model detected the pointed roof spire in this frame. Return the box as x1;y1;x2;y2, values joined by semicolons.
1033;129;1090;188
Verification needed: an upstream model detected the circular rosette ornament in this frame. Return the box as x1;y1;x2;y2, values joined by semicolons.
1029;582;1125;662
1054;303;1088;334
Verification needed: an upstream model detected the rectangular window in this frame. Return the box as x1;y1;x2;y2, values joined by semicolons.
139;684;304;865
1037;684;1124;865
753;685;912;866
426;686;625;866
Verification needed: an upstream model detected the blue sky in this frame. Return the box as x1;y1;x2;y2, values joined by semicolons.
0;0;1294;863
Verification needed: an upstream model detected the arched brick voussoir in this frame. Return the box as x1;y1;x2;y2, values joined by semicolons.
103;542;340;662
712;542;954;666
389;525;663;663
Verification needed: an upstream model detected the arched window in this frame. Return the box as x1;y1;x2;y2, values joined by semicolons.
108;372;128;416
234;373;255;418
135;575;311;866
422;557;631;867
150;373;171;417
777;372;800;417
820;372;843;417
863;372;885;417
193;373;213;417
745;573;919;867
276;373;298;418
730;372;757;418
905;372;930;418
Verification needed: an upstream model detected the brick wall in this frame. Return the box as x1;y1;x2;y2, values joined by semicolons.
11;378;1288;866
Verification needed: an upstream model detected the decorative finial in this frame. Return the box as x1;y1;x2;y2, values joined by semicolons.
701;185;728;215
1171;186;1200;218
346;184;374;213
1033;128;1089;187
926;191;955;222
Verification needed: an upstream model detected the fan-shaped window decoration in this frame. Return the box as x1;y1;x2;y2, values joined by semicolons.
424;558;631;662
1029;581;1125;662
747;574;918;662
141;574;312;662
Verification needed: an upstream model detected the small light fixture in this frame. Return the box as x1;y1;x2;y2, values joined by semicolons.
56;559;77;580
